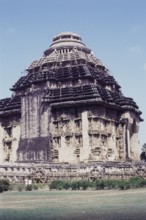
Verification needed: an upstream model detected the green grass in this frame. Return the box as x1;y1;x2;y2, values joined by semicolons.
1;189;146;220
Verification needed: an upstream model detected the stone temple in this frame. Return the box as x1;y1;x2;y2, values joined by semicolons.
0;32;143;167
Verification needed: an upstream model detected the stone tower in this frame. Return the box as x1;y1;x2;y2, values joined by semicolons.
0;32;143;163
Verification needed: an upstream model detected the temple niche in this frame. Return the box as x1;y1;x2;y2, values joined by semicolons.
0;115;20;163
0;32;143;164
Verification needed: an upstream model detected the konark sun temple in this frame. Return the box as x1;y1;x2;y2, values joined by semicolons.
0;32;145;183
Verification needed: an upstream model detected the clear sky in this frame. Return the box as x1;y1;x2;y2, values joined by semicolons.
0;0;145;147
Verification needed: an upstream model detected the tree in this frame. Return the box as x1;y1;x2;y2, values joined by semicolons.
140;143;146;161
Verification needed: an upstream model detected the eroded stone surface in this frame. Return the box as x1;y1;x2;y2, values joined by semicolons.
0;32;143;165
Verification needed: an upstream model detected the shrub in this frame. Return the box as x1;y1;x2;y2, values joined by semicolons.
63;181;71;190
104;179;119;189
33;184;39;190
25;184;32;191
118;180;124;190
0;185;3;193
17;184;24;192
129;177;144;188
0;179;10;191
49;180;64;190
49;180;71;190
71;181;80;190
48;177;146;191
124;180;131;190
49;180;91;190
141;179;146;187
80;180;90;190
94;179;105;190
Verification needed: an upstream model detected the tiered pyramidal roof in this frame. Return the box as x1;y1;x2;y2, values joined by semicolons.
0;32;142;119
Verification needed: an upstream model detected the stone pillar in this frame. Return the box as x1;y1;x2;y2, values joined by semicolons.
10;125;21;162
126;119;131;159
130;119;140;160
80;111;90;162
121;118;131;161
0;124;4;163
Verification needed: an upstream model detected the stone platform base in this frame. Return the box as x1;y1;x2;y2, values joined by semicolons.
0;161;146;183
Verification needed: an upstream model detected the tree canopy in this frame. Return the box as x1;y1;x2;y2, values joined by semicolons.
140;143;146;161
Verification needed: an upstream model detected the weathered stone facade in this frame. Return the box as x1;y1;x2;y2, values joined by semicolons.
0;32;143;168
0;162;146;183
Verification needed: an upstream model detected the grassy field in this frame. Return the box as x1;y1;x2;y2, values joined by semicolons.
1;189;146;220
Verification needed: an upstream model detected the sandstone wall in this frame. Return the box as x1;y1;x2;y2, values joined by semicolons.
121;111;140;160
0;118;20;163
50;106;131;163
18;92;50;162
0;161;145;183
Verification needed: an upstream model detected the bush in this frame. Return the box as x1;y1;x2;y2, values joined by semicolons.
17;184;24;192
25;184;32;191
80;180;90;190
0;185;3;193
63;181;71;190
49;180;71;190
49;180;64;190
71;181;80;190
33;184;39;190
0;179;10;191
128;177;144;189
49;180;91;190
104;179;119;190
141;179;146;187
124;180;131;190
93;179;131;190
48;177;146;191
94;179;105;190
118;180;126;190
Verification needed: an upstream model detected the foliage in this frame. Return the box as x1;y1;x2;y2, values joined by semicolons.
63;181;71;190
49;180;65;190
32;184;39;190
140;143;146;161
49;177;146;191
49;180;90;190
0;179;10;191
1;177;145;192
17;184;24;192
140;151;146;161
70;181;80;190
0;184;3;193
118;180;126;190
128;176;146;188
104;179;119;189
80;180;91;190
94;179;105;190
142;143;146;150
25;184;32;191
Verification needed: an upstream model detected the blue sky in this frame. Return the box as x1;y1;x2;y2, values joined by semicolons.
0;0;146;146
